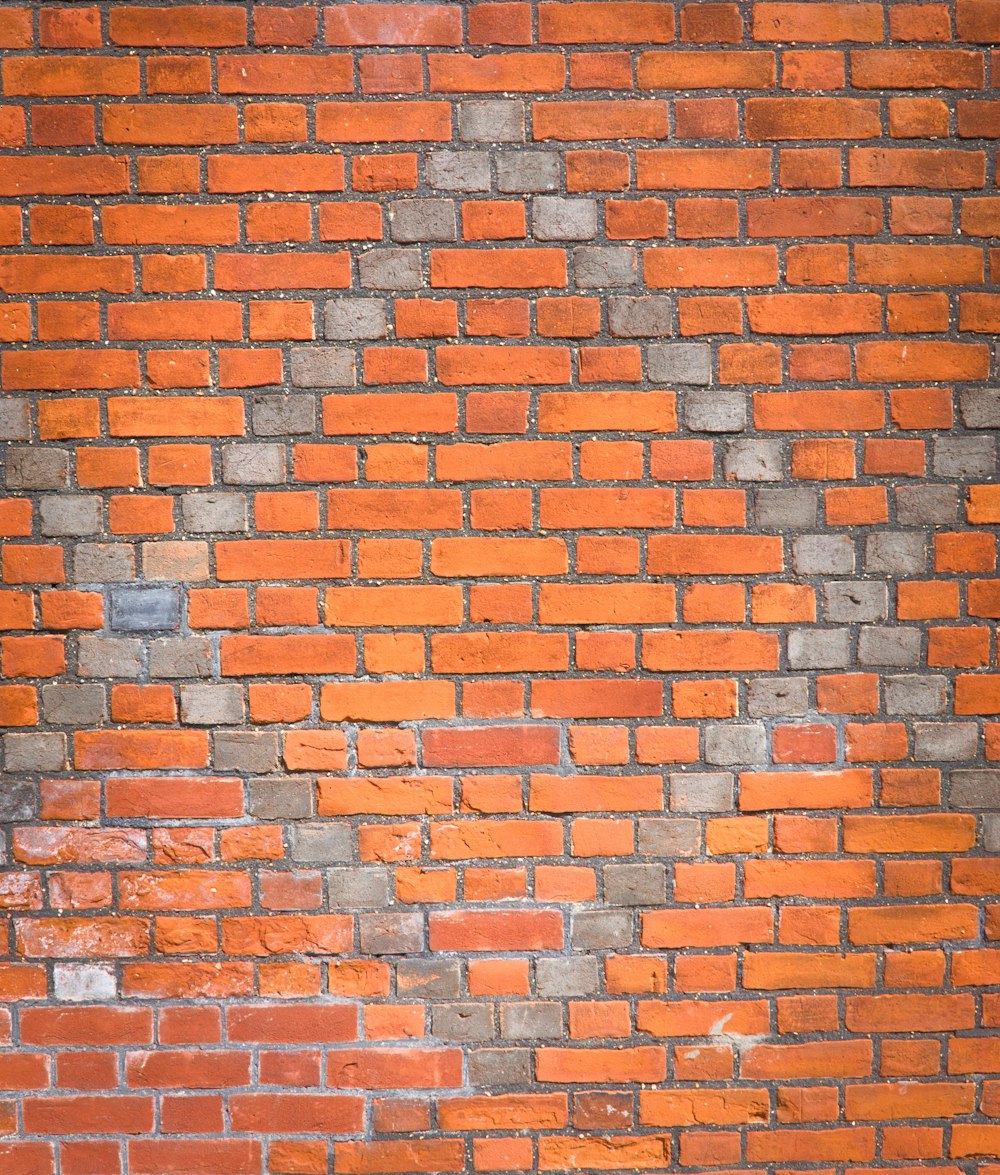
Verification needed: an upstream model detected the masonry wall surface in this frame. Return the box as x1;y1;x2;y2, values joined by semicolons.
1;1;999;1173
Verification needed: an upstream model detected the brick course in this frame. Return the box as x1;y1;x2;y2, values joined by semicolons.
1;1;999;1172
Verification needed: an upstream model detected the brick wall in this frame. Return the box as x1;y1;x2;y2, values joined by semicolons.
2;1;999;1172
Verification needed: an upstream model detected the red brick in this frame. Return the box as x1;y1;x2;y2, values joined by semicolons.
3;7;995;1151
540;2;674;42
638;150;772;191
748;97;881;140
336;1140;463;1175
854;49;984;88
110;7;245;45
850;904;979;945
75;731;207;771
753;3;884;41
740;769;874;811
423;726;560;767
639;50;773;88
536;1046;665;1083
649;535;782;575
643;631;779;671
747;1128;875;1164
5;56;138;96
642;908;773;947
646;245;777;286
429;909;562;951
317;102;452;142
216;540;349;583
325;5;461;45
638;998;769;1037
850;147;986;189
328;1049;461;1088
431;53;564;93
209;154;345;194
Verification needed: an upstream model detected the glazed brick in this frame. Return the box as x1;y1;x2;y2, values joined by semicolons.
1;2;996;1169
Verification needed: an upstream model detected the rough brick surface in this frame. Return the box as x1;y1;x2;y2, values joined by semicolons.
1;1;999;1171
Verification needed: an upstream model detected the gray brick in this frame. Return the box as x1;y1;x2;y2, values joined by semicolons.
460;99;524;142
896;485;958;527
533;196;598;241
41;684;105;726
469;1048;530;1086
823;582;887;623
501;1002;562;1040
0;399;30;440
290;822;351;863
78;637;141;678
604;862;666;905
650;344;712;387
570;910;632;949
788;628;851;669
143;541;209;583
324;298;387;341
252;396;315;437
39;495;101;536
933;436;994;478
885;675;947;716
536;957;598;997
53;964;115;1003
182;493;247;534
214;731;279;773
638;818;700;857
685;389;745;431
747;677;808;717
428;149;491;192
111;588;180;632
390;199;456;243
0;781;37;822
574;246;637;288
150;637;211;678
397;959;461;998
669;772;734;812
950;769;1000;809
756;487;817;529
6;448;69;490
496;150;559;192
984;814;1000;853
959;387;1000;429
792;535;855;575
360;912;423;954
291;346;355;388
705;724;767;767
222;444;285;485
608;296;672;338
723;439;783;482
180;684;244;725
865;533;925;576
248;777;312;820
4;733;66;773
358;248;422;290
432;1003;494;1041
327;866;390;907
154;541;214;589
914;723;978;762
858;626;921;667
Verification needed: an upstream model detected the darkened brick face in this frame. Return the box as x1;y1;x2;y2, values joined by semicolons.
1;0;999;1170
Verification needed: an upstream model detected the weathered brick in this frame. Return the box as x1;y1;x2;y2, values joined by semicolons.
3;7;993;1154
